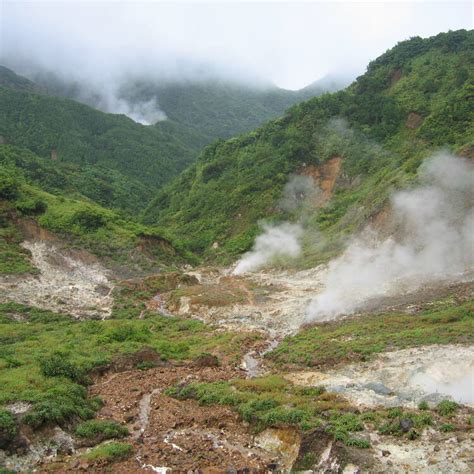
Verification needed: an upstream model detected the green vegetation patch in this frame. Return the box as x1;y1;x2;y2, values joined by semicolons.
0;153;189;271
75;419;129;440
82;442;133;462
267;300;474;368
166;375;351;439
0;409;17;447
0;302;260;429
167;375;471;449
0;204;37;275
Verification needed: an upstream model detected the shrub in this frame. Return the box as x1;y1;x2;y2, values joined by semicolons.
22;385;101;428
440;423;454;432
16;197;47;215
82;442;133;461
71;207;107;231
418;401;429;411
239;398;279;422
412;412;433;428
100;325;150;343
360;412;377;422
345;437;371;448
261;407;309;426
388;407;403;419
39;353;88;384
0;173;19;200
330;412;364;432
0;409;17;447
437;400;459;417
75;419;129;440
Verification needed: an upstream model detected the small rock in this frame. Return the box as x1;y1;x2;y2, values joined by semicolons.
400;418;413;433
364;382;393;395
382;450;391;457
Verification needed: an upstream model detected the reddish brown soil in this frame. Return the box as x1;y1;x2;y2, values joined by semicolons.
300;156;342;204
40;363;275;473
405;112;423;129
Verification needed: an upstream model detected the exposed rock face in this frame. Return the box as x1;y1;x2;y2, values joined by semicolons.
0;240;113;318
254;427;301;471
406;112;423;129
301;156;342;205
294;428;374;473
136;234;176;255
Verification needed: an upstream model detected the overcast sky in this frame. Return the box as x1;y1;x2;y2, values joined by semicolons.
1;1;472;90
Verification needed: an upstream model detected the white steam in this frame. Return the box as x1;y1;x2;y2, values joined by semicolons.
306;153;474;321
232;174;318;275
108;97;167;125
233;223;303;275
279;175;318;212
75;84;167;125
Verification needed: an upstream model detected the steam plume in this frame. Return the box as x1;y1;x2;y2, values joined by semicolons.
233;223;303;275
232;174;320;274
306;153;474;321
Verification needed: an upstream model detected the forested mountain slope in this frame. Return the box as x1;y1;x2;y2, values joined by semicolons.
0;66;336;215
143;30;474;262
0;78;198;212
121;78;341;143
24;67;338;143
0;145;188;276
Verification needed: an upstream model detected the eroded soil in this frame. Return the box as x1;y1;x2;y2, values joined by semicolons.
37;363;290;473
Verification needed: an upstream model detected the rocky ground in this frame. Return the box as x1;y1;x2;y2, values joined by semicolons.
285;345;474;408
0;240;114;318
1;239;473;472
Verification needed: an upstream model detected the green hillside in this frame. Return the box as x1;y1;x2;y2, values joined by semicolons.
27;68;335;144
0;146;191;275
0;70;201;213
0;67;334;216
120;79;336;143
143;30;474;262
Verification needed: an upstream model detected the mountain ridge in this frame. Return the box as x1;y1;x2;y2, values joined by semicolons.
143;29;474;263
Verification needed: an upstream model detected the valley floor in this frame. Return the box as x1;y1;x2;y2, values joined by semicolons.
0;239;473;472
